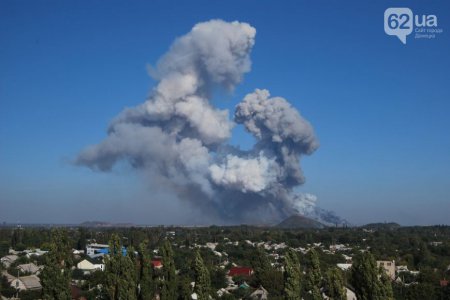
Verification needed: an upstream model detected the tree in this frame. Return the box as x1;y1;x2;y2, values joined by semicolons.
252;247;272;285
138;241;155;300
0;241;9;257
306;249;322;300
324;268;346;300
193;250;211;300
104;234;137;300
160;240;177;300
40;229;72;300
252;247;283;298
350;252;394;300
380;271;394;300
178;275;193;300
210;268;227;289
76;227;87;251
283;249;301;300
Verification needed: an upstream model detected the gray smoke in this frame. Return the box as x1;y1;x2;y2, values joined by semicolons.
76;19;325;224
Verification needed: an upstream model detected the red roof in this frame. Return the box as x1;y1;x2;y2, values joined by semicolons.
440;280;449;287
151;260;162;268
228;267;254;277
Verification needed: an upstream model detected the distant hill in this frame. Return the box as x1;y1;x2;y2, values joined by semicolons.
79;221;134;228
361;222;401;230
276;214;325;229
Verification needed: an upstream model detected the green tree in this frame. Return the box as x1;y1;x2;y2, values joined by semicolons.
251;247;283;298
193;250;211;300
306;249;322;300
252;247;273;287
380;271;394;300
40;229;72;300
178;275;193;300
324;268;346;300
76;227;87;251
283;249;301;300
350;252;394;300
138;241;155;300
0;241;9;257
160;240;177;300
104;234;137;300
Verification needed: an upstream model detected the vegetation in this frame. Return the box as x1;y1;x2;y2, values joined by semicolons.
350;251;393;300
193;249;211;300
306;248;322;300
160;240;177;300
40;229;72;300
137;241;155;300
324;267;346;300
104;234;137;300
0;224;449;299
283;249;301;300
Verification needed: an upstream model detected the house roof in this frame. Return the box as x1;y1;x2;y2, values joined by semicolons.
337;263;352;271
77;259;99;270
228;267;253;277
20;275;41;290
151;260;162;268
17;263;40;274
87;243;109;248
1;255;18;263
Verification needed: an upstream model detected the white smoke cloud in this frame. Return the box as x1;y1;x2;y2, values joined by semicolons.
76;19;330;224
290;193;317;215
209;153;278;193
235;89;317;152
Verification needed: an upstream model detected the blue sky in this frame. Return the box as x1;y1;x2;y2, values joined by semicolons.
1;0;449;225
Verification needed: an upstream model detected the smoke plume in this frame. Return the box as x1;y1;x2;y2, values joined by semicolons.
77;19;332;224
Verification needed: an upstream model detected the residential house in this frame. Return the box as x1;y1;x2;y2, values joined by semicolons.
205;242;218;251
17;263;40;275
228;267;254;277
77;259;104;273
24;248;48;258
396;265;409;273
337;263;352;271
330;244;352;252
151;260;163;269
377;260;396;280
86;243;127;258
9;275;42;291
86;243;109;258
1;255;18;268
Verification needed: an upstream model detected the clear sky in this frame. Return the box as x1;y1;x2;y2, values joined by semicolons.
1;0;449;225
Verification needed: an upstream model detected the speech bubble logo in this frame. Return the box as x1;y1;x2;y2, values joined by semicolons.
384;8;413;44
